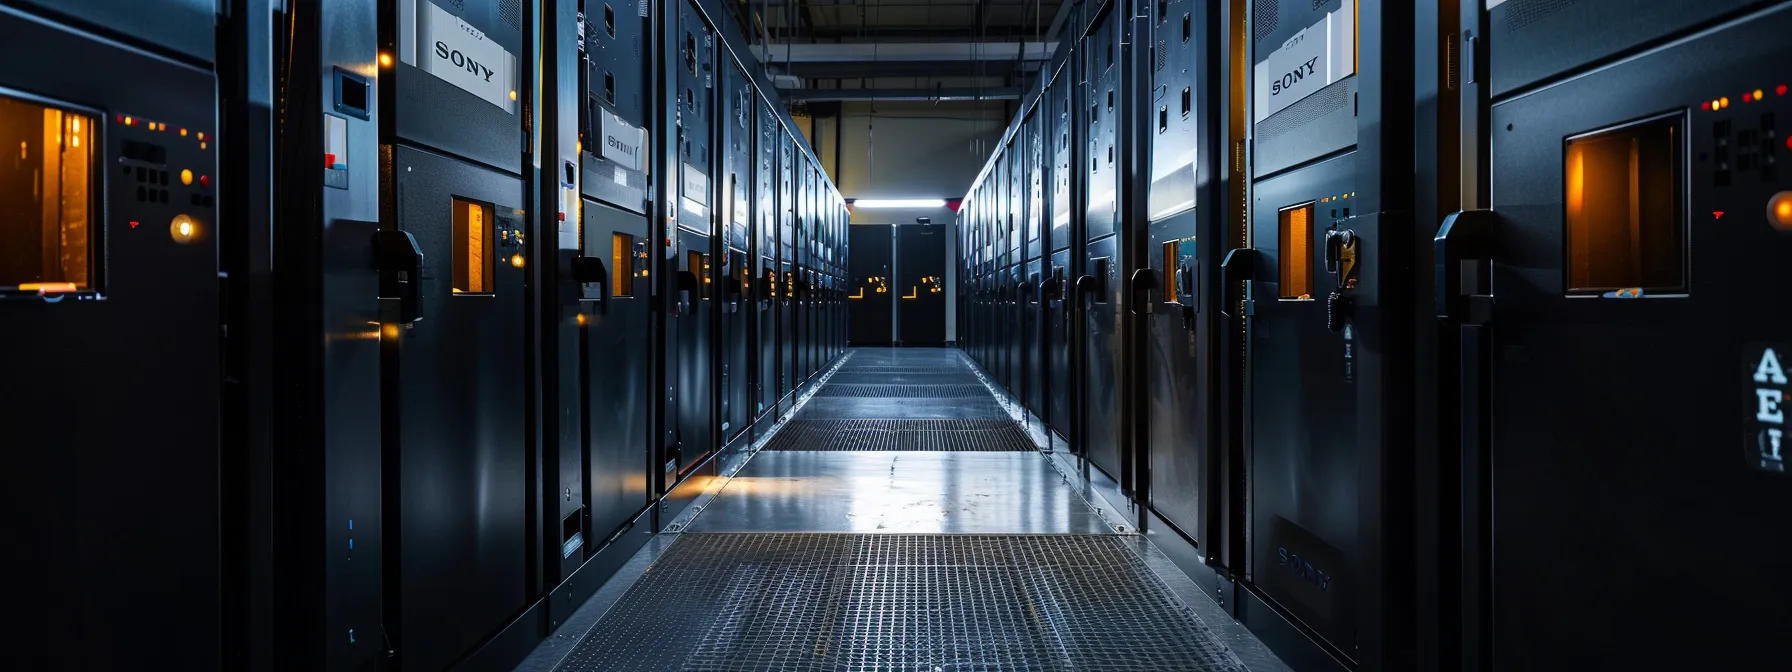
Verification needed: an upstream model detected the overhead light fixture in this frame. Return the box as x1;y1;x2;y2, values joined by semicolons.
850;198;946;208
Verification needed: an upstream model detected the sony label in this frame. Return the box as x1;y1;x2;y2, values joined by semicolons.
403;0;518;113
598;108;644;172
1253;0;1355;123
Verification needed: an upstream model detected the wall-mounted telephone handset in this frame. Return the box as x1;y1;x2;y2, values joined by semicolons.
1324;226;1360;334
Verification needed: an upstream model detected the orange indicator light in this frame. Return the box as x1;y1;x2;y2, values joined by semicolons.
1770;192;1792;232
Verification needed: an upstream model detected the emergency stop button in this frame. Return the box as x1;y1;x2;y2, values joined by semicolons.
1769;191;1792;232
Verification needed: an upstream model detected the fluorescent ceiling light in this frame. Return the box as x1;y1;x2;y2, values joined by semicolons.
851;199;946;208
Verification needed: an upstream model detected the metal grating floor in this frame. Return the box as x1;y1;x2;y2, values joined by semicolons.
554;534;1250;671
828;371;985;386
837;365;974;375
817;384;992;398
765;419;1038;452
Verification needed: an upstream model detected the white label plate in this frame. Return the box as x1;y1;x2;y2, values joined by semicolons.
598;108;645;172
403;0;518;113
1253;0;1355;123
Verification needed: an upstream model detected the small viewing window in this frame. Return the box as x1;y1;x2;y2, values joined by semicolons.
689;251;711;299
611;232;635;297
603;4;615;37
452;197;495;294
0;95;98;293
1564;113;1685;295
1278;202;1314;300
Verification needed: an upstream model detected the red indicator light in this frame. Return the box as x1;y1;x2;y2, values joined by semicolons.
325;153;337;167
129;220;140;229
1780;84;1789;96
1713;211;1725;220
200;175;210;189
1744;93;1754;103
558;212;566;221
1701;101;1712;111
115;114;124;123
1786;135;1791;151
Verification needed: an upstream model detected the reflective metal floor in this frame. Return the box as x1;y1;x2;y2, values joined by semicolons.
520;348;1288;671
686;451;1109;533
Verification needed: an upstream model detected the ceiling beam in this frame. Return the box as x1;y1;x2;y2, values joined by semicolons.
783;87;1023;101
1044;0;1075;42
779;59;1042;78
753;41;1054;63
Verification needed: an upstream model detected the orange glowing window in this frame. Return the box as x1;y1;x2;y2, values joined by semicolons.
688;251;711;299
0;95;97;292
1162;242;1180;303
451;197;495;294
611;232;635;297
1278;202;1314;300
1564;113;1684;295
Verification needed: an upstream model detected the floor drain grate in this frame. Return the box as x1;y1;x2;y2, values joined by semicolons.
554;534;1249;671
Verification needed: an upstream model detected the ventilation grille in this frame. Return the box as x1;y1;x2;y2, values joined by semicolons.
817;384;991;398
556;534;1251;671
1501;0;1578;32
1256;77;1350;142
499;0;521;29
1253;0;1279;41
1155;39;1168;72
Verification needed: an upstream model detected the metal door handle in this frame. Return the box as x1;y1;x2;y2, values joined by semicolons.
1219;248;1255;319
1435;210;1494;323
1128;268;1158;316
374;229;425;324
676;269;700;312
570;255;609;303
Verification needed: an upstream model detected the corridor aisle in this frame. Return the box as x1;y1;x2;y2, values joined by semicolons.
519;348;1286;671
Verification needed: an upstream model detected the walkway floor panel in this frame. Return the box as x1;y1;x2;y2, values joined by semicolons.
764;419;1035;452
686;451;1109;534
554;534;1250;672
